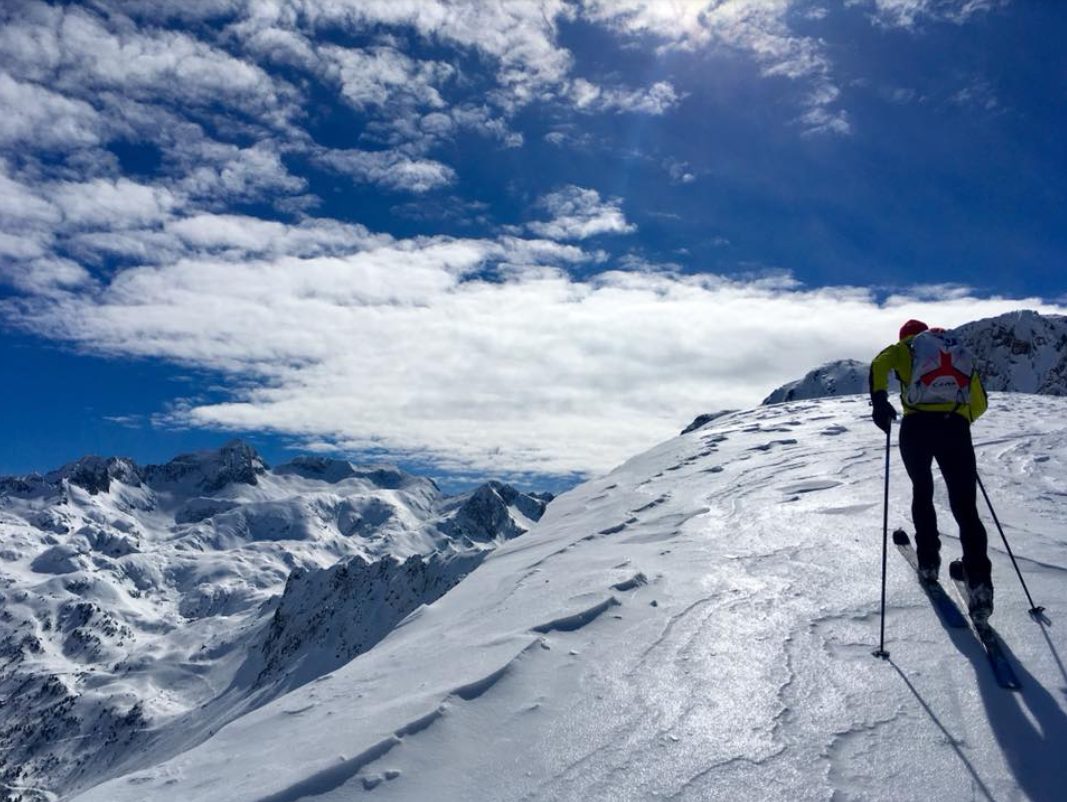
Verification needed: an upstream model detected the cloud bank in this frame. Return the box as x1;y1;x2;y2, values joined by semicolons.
4;206;1057;477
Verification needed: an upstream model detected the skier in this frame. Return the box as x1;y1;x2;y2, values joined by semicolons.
869;319;994;622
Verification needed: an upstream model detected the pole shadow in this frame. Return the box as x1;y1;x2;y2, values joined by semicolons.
888;658;997;801
892;590;1067;802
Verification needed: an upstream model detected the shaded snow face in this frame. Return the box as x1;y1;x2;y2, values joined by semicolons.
0;440;548;799
68;393;1067;802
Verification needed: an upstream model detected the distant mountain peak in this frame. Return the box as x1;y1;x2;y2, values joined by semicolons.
44;455;143;495
144;439;268;493
762;359;877;406
442;481;551;543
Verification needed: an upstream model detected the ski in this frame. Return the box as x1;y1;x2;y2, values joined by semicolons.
947;559;1022;691
892;529;967;628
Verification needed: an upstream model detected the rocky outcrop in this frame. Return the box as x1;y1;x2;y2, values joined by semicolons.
144;439;268;493
257;551;486;690
441;481;550;543
956;309;1067;395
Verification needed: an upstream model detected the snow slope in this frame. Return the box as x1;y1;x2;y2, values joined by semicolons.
0;443;548;800
75;394;1067;802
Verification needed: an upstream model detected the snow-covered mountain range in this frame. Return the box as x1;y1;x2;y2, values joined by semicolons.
3;308;1066;801
0;442;548;800
762;309;1067;405
64;393;1067;802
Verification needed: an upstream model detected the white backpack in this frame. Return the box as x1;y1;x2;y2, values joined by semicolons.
905;330;974;406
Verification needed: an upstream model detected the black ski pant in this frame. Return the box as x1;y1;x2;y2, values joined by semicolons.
899;412;992;588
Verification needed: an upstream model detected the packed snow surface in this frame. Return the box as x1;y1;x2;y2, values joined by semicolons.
75;394;1067;802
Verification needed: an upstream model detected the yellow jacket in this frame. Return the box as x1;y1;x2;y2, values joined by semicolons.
870;336;987;423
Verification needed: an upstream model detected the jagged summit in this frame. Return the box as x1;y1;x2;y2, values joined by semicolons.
440;480;552;544
956;309;1067;395
143;438;268;493
44;455;143;495
1;439;269;497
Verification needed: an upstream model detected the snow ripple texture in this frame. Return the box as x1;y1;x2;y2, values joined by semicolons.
70;394;1067;802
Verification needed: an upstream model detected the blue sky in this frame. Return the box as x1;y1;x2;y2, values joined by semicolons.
1;0;1065;490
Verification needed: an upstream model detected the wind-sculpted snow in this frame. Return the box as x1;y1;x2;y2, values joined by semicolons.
70;394;1067;802
0;442;548;800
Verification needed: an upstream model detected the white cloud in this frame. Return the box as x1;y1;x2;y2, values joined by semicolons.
50;177;176;228
663;157;696;184
322;45;453;112
0;72;102;149
3;257;94;296
577;0;1000;135
173;139;307;205
0;3;295;122
858;0;1007;28
570;79;681;115
313;148;457;193
164;215;380;258
951;79;1000;112
5;229;1059;476
528;186;636;241
579;0;847;134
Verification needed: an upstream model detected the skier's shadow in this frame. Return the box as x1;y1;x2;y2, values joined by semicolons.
893;615;1067;802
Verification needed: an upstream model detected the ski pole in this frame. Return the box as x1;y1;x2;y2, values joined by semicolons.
976;473;1046;621
873;423;891;659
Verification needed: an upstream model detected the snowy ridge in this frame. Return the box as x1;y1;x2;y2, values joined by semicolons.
956;309;1067;395
761;359;881;405
0;443;548;800
73;395;1067;801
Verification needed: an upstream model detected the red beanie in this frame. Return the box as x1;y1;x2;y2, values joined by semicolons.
899;319;929;340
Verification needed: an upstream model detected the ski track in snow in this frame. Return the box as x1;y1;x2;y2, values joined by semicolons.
69;395;1067;802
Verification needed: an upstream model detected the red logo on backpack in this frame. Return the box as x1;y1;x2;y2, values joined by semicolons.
906;331;973;406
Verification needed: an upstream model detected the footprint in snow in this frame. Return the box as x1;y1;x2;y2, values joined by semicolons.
820;425;849;436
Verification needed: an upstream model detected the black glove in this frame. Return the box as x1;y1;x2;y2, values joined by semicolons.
871;390;897;434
